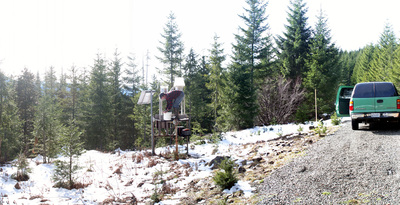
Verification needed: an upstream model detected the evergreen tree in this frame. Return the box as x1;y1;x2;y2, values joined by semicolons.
156;12;185;88
183;49;212;132
303;9;340;114
109;49;124;149
276;0;311;79
16;68;37;155
76;67;91;137
34;67;62;163
370;23;398;82
219;0;272;130
53;120;84;189
0;71;21;162
351;44;376;83
123;54;141;148
57;70;69;125
66;66;80;121
339;50;360;85
86;54;111;150
220;52;257;130
392;45;400;88
206;35;225;131
237;0;274;84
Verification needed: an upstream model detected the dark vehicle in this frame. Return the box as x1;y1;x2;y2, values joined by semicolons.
350;82;400;130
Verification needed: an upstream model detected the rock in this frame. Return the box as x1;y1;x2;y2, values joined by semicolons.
241;160;247;166
268;160;275;165
234;190;244;197
14;182;21;189
297;166;307;173
238;166;246;173
137;182;144;188
209;156;230;170
252;157;263;164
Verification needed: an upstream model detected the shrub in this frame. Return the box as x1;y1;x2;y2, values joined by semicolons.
315;120;327;137
12;153;30;182
331;112;341;125
213;158;238;190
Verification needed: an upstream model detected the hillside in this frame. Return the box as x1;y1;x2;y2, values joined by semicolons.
0;119;339;204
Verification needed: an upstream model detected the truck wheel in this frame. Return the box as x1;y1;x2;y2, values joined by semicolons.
352;120;359;130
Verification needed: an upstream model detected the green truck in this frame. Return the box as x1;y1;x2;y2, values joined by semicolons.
338;82;400;130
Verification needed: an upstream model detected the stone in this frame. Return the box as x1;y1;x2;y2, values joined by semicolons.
209;156;230;170
238;166;246;173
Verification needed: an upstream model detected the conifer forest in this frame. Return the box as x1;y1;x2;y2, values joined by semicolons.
0;0;398;162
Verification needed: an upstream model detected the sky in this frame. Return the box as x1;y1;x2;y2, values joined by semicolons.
0;0;399;79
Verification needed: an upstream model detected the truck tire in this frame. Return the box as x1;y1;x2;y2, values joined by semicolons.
352;120;359;130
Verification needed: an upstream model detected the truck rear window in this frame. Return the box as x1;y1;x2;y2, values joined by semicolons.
375;83;398;97
352;83;374;98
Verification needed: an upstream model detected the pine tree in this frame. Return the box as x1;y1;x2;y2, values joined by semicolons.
86;54;111;150
16;68;37;155
123;54;141;148
0;71;21;162
392;46;400;88
339;50;360;85
220;46;257;130
237;0;274;84
109;49;124;149
219;0;272;130
53;120;84;189
206;35;225;131
351;44;376;83
304;9;340;114
156;12;185;88
370;23;398;82
183;49;212;132
34;67;62;163
57;70;69;125
276;0;311;79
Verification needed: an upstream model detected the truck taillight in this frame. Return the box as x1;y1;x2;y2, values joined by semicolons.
349;101;354;111
397;99;400;109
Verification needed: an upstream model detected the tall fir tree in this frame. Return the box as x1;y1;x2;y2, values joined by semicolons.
123;54;141;148
276;0;311;79
370;23;398;82
303;9;340;114
156;12;185;88
183;49;212;132
206;35;225;131
57;70;69;125
351;44;376;83
16;68;37;155
237;0;274;85
109;49;124;149
339;50;360;85
0;71;21;162
86;54;111;150
34;67;63;163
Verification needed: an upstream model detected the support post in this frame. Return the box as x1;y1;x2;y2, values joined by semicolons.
315;88;318;122
151;91;155;155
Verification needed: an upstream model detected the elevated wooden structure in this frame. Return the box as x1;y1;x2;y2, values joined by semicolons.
153;113;191;158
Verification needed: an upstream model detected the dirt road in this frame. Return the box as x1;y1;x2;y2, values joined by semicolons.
257;121;400;204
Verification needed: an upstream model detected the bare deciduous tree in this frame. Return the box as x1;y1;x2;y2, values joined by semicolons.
257;76;305;125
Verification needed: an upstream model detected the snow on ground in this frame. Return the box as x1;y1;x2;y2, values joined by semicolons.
0;118;346;204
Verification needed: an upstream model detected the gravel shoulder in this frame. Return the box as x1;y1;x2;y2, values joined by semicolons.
257;121;400;204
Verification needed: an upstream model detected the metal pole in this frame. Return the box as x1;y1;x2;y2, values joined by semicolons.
151;91;155;155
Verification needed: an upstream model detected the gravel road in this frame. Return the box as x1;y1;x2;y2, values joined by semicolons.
257;121;400;204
